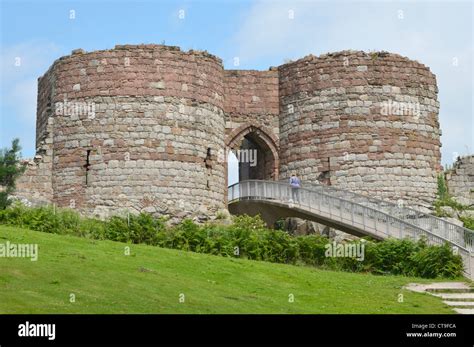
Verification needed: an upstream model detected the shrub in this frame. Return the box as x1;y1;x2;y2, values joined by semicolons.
102;216;129;243
127;213;166;245
200;226;234;256
0;202;28;226
433;174;473;226
295;235;328;266
104;213;166;245
274;218;286;231
232;214;267;232
79;218;106;239
57;209;82;234
261;229;298;264
411;242;464;278
366;238;422;276
26;206;61;234
171;219;207;251
460;216;474;231
0;206;465;279
437;173;448;201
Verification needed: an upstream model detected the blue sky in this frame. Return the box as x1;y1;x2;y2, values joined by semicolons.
1;0;472;184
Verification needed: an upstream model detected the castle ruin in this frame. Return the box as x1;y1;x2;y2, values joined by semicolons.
15;44;442;221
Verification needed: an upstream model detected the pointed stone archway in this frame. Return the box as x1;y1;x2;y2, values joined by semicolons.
225;122;279;189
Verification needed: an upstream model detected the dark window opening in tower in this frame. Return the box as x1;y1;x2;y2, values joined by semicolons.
84;149;91;185
205;147;212;189
205;147;212;169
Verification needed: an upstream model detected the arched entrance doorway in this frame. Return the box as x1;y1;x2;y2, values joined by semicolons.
225;123;279;187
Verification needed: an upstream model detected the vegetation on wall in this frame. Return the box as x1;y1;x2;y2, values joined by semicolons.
434;173;474;231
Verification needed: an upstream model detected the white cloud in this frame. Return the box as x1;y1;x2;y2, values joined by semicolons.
232;2;320;64
232;1;473;165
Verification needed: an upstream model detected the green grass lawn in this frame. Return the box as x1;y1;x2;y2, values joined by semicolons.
0;225;456;314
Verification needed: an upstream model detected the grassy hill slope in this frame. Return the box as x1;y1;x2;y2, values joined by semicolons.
0;225;455;314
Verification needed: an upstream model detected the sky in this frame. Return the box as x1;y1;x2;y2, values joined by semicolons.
0;0;472;186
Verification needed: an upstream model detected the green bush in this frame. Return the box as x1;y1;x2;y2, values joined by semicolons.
433;174;474;230
0;204;465;279
366;238;422;276
103;216;130;243
0;202;28;225
411;242;464;278
295;235;328;266
26;206;61;234
460;216;474;230
170;219;207;251
198;226;234;256
128;213;166;245
78;218;106;239
0;203;81;235
232;214;267;232
437;173;448;201
104;213;166;245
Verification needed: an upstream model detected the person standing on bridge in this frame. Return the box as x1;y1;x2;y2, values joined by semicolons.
289;173;301;203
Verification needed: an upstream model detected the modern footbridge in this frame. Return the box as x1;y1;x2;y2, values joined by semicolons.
228;180;474;279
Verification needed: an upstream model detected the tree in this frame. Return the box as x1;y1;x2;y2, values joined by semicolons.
0;138;26;209
436;173;448;201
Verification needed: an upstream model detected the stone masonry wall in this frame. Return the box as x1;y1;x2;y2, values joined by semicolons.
446;155;474;206
30;44;227;220
278;51;441;207
223;69;279;138
222;69;280;187
36;66;55;148
14;133;53;206
15;46;443;218
14;66;55;205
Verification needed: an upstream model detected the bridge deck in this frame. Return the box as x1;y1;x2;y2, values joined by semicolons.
228;180;474;280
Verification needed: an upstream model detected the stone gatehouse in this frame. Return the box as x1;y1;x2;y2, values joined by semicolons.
15;44;442;220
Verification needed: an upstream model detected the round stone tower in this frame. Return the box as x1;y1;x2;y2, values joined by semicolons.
278;51;441;207
17;47;442;219
39;44;226;219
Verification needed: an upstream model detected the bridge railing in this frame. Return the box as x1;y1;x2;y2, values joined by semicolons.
278;179;474;252
228;180;473;279
229;180;472;250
